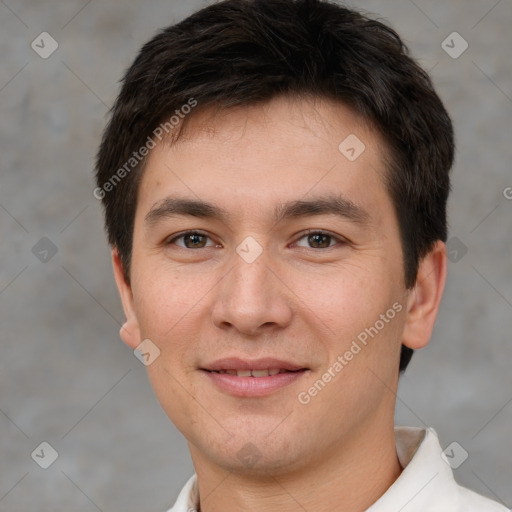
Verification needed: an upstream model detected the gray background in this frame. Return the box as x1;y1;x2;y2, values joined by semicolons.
1;0;511;510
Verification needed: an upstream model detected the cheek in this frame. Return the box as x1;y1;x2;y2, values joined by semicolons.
131;271;208;428
132;264;204;332
294;263;395;333
130;264;230;378
303;264;406;382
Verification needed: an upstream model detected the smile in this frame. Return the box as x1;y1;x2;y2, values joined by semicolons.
209;368;297;377
202;368;308;397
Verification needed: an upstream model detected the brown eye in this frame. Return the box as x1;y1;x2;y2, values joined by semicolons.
307;233;332;248
295;231;342;249
168;231;216;249
183;233;207;248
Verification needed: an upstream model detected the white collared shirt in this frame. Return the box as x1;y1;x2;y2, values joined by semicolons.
165;426;508;511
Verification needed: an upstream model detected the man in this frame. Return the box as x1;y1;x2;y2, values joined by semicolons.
94;0;508;510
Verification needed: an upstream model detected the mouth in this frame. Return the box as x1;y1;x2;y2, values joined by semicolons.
201;357;307;373
205;368;303;377
200;358;309;397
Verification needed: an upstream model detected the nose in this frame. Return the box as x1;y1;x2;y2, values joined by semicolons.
210;243;294;336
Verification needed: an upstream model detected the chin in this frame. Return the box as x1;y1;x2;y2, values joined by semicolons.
200;432;309;477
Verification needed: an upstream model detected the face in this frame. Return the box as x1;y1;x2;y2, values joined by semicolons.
114;96;439;476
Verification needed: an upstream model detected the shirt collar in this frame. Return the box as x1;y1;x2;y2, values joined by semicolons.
366;426;460;511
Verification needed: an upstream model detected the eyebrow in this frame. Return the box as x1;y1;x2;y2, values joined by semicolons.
145;194;371;227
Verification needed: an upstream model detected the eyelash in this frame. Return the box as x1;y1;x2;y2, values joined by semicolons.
165;229;346;250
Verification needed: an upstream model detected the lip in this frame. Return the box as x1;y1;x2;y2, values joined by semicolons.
202;357;306;372
201;369;308;397
200;357;309;397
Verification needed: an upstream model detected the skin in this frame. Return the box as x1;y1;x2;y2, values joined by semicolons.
112;95;447;512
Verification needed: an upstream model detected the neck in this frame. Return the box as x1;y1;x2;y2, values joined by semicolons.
190;420;402;512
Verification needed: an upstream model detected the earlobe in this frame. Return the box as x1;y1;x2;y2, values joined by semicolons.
119;319;140;350
401;240;447;350
112;248;142;349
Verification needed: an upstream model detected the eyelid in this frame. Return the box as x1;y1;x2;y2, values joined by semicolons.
165;229;348;249
292;229;348;248
166;230;219;247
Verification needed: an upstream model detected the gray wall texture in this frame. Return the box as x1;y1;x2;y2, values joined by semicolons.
1;0;511;510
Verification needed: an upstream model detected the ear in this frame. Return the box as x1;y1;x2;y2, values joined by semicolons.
112;248;141;349
402;240;447;350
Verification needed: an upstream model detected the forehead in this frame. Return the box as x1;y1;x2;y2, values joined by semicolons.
136;96;393;227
